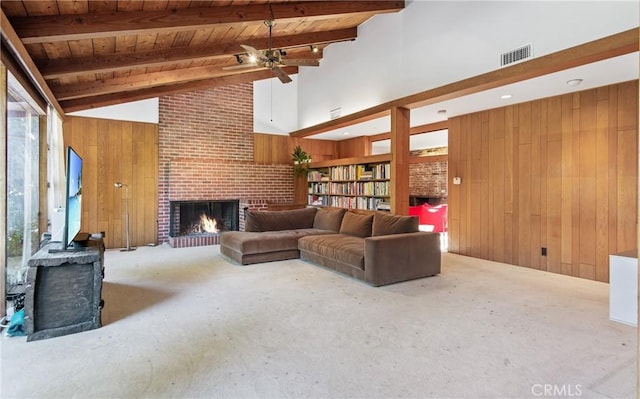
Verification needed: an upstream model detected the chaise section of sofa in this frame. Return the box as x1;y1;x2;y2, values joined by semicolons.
220;207;340;265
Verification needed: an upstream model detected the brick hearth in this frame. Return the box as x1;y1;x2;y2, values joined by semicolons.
169;234;220;248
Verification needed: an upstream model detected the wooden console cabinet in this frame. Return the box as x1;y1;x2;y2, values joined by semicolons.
25;237;104;341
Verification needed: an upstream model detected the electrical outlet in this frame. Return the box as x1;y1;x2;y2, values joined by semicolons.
541;247;547;256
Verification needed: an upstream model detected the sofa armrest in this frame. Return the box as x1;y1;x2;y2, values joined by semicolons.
364;232;441;286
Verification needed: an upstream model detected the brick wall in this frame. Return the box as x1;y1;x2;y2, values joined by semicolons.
409;161;448;199
158;83;294;243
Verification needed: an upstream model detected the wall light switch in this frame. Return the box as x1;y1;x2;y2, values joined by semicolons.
453;177;462;185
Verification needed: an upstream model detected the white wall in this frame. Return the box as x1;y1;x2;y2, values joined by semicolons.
294;0;639;129
253;75;298;134
68;98;159;124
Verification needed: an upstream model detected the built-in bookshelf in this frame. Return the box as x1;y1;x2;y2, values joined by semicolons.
307;155;392;211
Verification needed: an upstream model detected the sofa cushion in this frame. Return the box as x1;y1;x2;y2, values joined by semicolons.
372;212;419;236
298;234;365;270
339;212;373;238
245;207;317;232
220;231;299;254
313;207;347;232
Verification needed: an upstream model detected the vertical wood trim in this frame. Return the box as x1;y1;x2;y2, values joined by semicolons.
448;117;461;254
390;106;410;215
0;63;7;319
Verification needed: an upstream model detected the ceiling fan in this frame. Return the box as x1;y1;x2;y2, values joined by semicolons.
225;20;320;83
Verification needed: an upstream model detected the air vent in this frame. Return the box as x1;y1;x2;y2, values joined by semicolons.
330;107;341;120
500;44;532;67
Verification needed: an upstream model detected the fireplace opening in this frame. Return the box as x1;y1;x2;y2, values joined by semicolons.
170;200;239;237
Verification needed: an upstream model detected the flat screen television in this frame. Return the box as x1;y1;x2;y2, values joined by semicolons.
50;146;87;252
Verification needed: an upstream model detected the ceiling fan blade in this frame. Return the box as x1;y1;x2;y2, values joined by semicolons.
280;58;320;67
241;45;268;62
271;65;292;84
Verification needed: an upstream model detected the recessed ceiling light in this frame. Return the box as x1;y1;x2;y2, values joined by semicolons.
501;94;512;99
343;132;350;135
566;79;583;86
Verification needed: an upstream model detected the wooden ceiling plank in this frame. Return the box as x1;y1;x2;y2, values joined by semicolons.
114;35;138;54
59;67;298;112
0;1;28;17
290;27;639;138
134;32;159;52
88;1;116;14
153;31;178;51
67;38;93;58
40;28;354;78
51;62;299;100
116;1;144;12
55;1;89;14
187;27;214;47
0;9;65;116
172;30;196;48
41;41;71;64
11;1;402;43
142;0;170;12
23;43;49;61
21;1;59;16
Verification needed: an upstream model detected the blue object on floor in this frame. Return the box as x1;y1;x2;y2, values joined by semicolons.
7;309;26;337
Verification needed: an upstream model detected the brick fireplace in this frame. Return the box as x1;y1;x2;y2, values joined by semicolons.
168;200;239;248
158;83;294;247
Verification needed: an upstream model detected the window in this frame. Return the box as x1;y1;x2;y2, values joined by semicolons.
6;72;43;288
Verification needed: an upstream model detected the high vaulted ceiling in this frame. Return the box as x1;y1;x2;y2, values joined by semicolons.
1;0;404;114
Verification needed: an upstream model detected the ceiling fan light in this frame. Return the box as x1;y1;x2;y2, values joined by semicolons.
248;54;257;63
310;45;318;53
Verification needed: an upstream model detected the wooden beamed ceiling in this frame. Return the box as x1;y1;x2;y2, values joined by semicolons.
0;0;404;113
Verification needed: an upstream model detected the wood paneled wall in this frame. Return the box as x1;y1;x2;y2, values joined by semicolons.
448;80;638;282
63;116;158;249
338;136;371;158
253;133;338;165
254;133;338;204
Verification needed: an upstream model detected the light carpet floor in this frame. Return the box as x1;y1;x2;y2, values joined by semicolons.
1;245;636;399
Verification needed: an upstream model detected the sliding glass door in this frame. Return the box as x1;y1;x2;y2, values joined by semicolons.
6;72;43;289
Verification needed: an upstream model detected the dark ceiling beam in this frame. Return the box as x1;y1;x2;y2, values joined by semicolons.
39;27;343;79
12;1;403;44
290;27;639;138
51;62;302;100
60;66;299;113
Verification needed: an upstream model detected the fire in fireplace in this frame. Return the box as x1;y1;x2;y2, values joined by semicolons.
170;200;239;237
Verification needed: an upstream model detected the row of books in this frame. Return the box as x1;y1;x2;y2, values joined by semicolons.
309;181;389;196
308;182;330;194
307;195;390;211
307;169;330;182
328;163;390;181
330;181;389;196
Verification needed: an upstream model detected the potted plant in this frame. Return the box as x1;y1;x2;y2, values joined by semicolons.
292;145;312;177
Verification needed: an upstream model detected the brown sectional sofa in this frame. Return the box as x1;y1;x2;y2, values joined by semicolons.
220;207;441;286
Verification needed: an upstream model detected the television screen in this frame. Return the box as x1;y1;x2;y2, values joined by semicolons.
64;146;83;249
